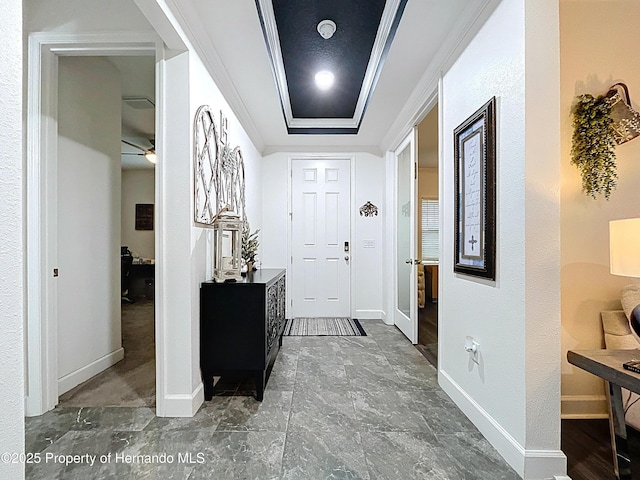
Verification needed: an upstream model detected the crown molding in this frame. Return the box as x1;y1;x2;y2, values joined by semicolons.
165;0;266;152
380;0;502;152
262;144;382;157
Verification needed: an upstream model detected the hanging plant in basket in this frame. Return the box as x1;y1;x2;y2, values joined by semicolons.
571;93;617;200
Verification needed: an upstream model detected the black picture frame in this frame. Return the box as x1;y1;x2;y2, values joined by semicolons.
453;97;496;280
135;203;154;231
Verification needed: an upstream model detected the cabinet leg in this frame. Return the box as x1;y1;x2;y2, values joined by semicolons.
255;371;265;401
202;371;214;401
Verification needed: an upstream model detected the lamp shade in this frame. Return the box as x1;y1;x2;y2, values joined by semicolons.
610;218;640;277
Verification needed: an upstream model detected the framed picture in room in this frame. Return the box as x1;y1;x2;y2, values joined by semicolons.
453;96;496;280
135;203;154;231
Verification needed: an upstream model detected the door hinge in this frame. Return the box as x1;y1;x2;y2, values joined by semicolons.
414;162;417;180
53;268;59;277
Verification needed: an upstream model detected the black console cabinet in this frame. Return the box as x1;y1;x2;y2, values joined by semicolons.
200;269;286;401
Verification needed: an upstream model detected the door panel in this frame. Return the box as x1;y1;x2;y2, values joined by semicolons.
303;193;317;244
395;131;418;343
292;159;351;318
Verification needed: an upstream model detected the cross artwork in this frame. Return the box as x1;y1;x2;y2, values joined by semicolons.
468;235;478;251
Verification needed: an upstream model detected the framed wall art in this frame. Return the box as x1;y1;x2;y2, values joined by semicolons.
135;204;154;231
193;105;247;227
453;97;496;280
194;105;219;226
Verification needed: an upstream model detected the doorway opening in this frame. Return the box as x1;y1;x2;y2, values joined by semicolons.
56;55;157;408
415;104;439;366
25;33;164;417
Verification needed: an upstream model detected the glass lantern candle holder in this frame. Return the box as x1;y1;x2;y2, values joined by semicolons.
213;212;243;282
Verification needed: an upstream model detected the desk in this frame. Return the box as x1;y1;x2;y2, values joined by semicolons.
130;263;155;299
568;349;640;479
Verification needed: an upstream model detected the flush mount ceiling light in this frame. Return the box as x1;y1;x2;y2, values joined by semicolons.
315;70;335;91
317;19;336;39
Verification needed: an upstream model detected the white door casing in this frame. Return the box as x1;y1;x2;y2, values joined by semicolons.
25;33;161;416
394;130;418;343
291;158;351;318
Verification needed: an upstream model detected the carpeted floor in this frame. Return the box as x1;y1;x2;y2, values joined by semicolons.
57;299;156;407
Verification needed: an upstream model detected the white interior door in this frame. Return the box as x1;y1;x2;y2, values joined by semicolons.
291;159;351;318
395;131;418;343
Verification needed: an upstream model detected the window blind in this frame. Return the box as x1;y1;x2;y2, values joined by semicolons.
421;198;439;260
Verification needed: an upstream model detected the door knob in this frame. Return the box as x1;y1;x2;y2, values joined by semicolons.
345;256;349;261
405;259;412;264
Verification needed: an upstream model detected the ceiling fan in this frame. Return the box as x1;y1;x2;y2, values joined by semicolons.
121;139;156;164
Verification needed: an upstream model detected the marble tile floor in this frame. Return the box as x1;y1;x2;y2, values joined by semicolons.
25;320;518;479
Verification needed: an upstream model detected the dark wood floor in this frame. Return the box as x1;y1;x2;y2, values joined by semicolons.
563;418;616;480
564;418;640;480
417;300;438;367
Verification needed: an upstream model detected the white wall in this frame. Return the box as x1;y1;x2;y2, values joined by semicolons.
121;169;156;259
0;0;24;478
167;52;264;413
261;152;385;319
25;0;153;33
158;50;193;415
560;0;640;418
156;32;264;416
354;154;385;319
261;154;290;271
439;0;563;478
57;56;123;394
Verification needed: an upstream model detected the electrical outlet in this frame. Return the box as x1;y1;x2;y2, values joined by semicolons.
465;336;480;364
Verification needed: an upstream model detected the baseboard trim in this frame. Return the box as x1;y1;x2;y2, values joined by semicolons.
561;413;609;420
439;370;567;479
561;394;608;419
524;450;568;479
355;309;384;320
58;347;125;395
161;383;204;417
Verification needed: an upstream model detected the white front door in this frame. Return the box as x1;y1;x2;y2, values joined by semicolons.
291;159;351;318
395;131;418;343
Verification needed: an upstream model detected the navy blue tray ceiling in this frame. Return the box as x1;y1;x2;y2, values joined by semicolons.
255;0;408;135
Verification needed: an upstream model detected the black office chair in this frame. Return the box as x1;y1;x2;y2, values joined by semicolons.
121;246;134;303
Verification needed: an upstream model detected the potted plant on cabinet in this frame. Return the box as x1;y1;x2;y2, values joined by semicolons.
241;223;260;273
